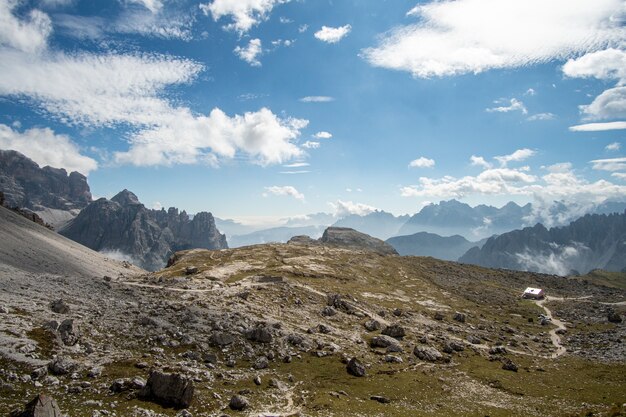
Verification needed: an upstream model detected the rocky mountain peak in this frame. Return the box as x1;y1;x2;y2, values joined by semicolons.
319;227;398;255
111;189;141;206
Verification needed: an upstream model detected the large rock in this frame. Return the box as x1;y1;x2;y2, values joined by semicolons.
58;319;80;346
11;394;62;417
381;324;406;339
413;346;443;362
319;227;398;256
60;189;228;271
139;371;194;408
346;357;366;377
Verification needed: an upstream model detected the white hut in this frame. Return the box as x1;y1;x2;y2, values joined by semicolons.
522;287;545;300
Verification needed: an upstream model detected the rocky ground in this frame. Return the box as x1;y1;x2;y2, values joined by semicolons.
0;206;625;416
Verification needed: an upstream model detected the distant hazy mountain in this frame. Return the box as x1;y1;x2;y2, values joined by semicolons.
229;225;326;248
61;190;227;270
214;218;258;238
386;232;488;261
332;211;410;240
0;149;92;228
284;212;337;227
398;199;532;240
459;211;626;275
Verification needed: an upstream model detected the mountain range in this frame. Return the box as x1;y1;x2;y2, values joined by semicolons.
386;232;488;261
459;211;626;275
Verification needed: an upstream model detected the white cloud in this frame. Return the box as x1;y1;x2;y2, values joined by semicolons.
362;0;625;78
494;148;536;166
0;0;52;53
579;86;626;120
313;131;332;139
612;172;626;180
524;88;536;96
486;98;527;115
314;24;351;44
263;185;304;201
569;121;626;131
199;0;289;33
329;200;378;217
470;155;492;169
527;112;555;121
234;38;262;66
279;170;310;175
39;0;75;6
298;24;308;33
408;157;435;168
401;168;537;199
606;142;621;151
299;96;334;103
545;162;573;173
152;201;162;210
589;157;626;172
302;141;320;149
563;48;626;85
114;107;308;167
0;123;97;175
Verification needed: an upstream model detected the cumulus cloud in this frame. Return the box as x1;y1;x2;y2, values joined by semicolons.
579;87;626;120
0;0;52;53
314;24;351;44
569;121;626;131
563;48;626;85
0;123;97;175
527;112;555;121
606;142;621;151
589;157;626;172
470;155;492;169
299;96;334;103
363;0;625;78
408;157;435;168
263;185;304;201
199;0;289;33
114;107;308;167
234;38;262;66
329;200;378;217
486;98;527;115
494;148;536;166
612;172;626;180
313;131;332;139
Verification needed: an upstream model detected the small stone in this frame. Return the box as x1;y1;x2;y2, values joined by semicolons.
370;395;391;404
608;310;622;323
346;358;366;377
381;324;405;339
501;358;518;372
467;335;481;345
48;356;77;375
229;395;249;411
413;346;443;362
321;306;337;317
185;266;198;275
253;356;268;370
364;319;381;332
49;299;70;314
253;376;261;386
453;312;466;323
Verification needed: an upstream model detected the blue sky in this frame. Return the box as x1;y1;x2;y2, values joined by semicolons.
0;0;625;225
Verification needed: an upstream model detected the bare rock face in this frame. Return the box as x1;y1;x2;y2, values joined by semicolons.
0;150;91;212
319;227;398;256
60;189;228;271
11;394;63;417
139;371;194;408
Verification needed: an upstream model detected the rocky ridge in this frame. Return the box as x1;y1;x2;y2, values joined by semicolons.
60;190;227;271
0;150;92;228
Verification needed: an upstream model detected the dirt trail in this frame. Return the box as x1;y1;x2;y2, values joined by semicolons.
536;298;567;358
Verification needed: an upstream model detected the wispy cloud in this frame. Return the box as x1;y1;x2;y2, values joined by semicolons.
313;131;332;139
299;96;334;103
329;200;378;216
569;121;626;132
606;142;621;151
494;148;536;166
527;112;555;121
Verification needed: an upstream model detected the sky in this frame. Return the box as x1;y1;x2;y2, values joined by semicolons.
0;0;625;225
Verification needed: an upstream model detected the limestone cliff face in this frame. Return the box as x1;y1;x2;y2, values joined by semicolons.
459;211;626;275
0;150;92;211
60;190;227;270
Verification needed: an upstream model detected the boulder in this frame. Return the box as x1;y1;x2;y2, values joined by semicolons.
229;395;249;411
381;324;406;339
48;357;77;376
58;319;80;346
139;371;194;408
364;319;381;331
413;346;443;362
501;358;518;372
370;335;400;350
245;326;272;343
453;312;466;323
608;310;622;323
11;394;62;417
346;358;366;377
210;332;235;346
